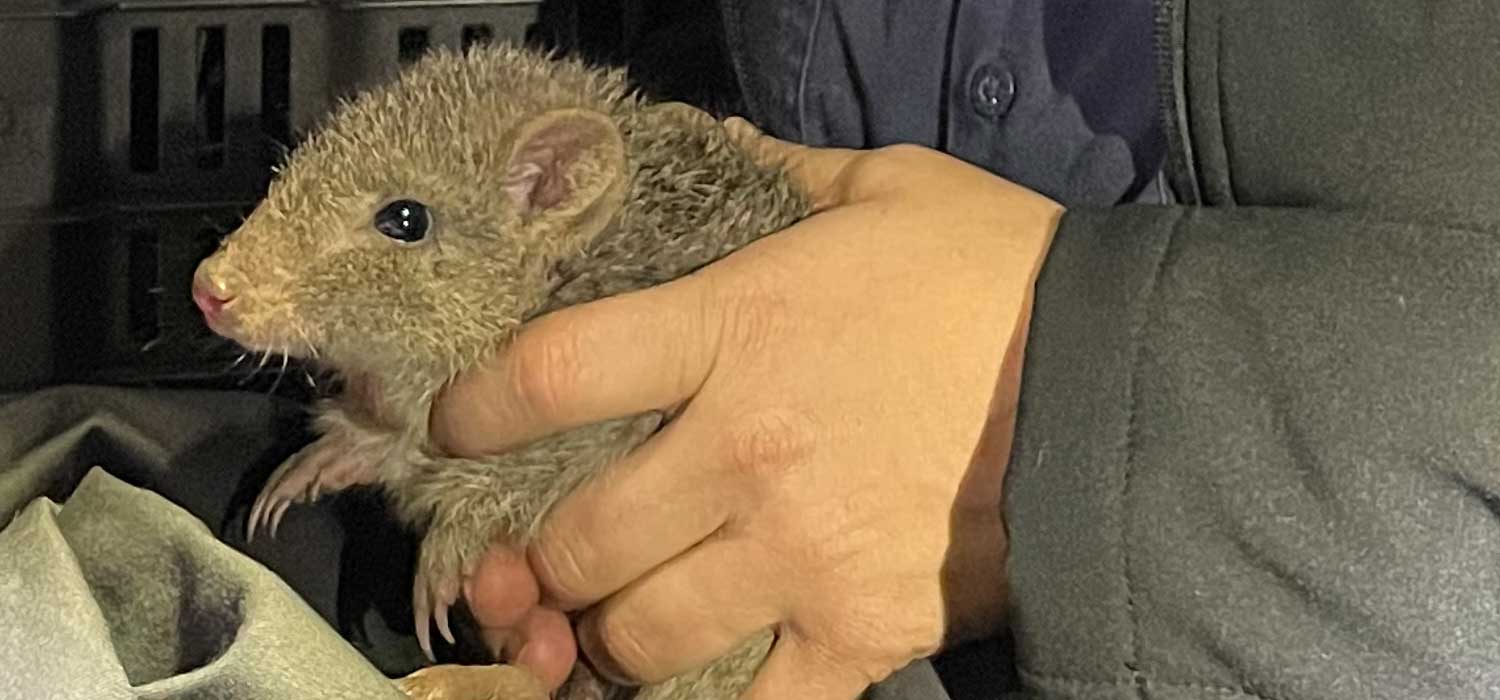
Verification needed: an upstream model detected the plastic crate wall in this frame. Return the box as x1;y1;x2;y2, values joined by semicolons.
0;0;542;390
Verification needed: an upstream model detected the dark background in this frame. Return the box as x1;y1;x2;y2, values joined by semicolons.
0;2;1018;696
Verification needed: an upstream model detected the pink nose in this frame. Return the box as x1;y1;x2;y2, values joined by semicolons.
192;282;230;321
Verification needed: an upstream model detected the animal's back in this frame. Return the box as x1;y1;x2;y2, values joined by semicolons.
536;98;809;315
389;46;809;700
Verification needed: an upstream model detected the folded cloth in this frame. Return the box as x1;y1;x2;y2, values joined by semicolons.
0;466;404;699
0;385;981;700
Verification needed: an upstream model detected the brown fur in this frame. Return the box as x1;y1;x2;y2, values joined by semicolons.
193;42;808;700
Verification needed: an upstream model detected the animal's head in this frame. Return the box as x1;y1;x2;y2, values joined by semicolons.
191;44;636;380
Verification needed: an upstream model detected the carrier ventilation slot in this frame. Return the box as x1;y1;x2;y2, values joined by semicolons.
127;229;162;348
196;26;227;169
261;24;292;153
462;24;494;50
129;28;160;173
398;27;430;64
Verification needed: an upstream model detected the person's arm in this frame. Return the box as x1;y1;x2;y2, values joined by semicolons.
1007;202;1500;696
1000;0;1500;692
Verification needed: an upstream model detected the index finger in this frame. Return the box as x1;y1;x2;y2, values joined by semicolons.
722;117;861;213
428;276;713;458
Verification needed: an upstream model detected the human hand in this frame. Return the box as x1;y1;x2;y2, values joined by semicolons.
430;119;1063;697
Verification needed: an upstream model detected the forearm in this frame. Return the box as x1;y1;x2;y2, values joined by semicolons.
1005;204;1500;698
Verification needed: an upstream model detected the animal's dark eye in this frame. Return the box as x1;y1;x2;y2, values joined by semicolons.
374;199;431;242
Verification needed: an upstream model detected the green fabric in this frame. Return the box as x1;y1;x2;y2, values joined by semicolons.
0;387;957;699
1007;1;1500;697
0;386;426;698
1;468;404;699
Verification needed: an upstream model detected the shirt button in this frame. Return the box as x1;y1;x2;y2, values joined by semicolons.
970;64;1017;119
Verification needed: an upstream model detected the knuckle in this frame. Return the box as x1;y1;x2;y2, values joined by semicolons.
715;280;791;357
843;144;937;196
720;407;818;482
531;530;594;607
874;142;932;160
589;608;660;682
508;324;589;423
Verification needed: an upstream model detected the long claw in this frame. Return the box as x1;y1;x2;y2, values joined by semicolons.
248;480;277;542
255;498;273;540
414;571;436;663
246;499;263;543
300;448;333;502
435;600;455;647
269;499;292;539
262;498;278;536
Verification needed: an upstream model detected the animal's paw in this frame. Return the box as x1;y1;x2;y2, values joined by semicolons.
246;429;390;541
414;520;503;661
396;664;547;700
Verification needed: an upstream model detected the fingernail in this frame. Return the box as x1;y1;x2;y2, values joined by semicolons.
576;619;631;685
723;116;760;141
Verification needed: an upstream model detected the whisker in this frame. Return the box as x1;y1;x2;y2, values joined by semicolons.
236;360;255;386
221;353;250;382
293;325;319;360
268;347;289;395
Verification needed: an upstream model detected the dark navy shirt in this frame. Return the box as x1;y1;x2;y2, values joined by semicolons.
718;0;1167;207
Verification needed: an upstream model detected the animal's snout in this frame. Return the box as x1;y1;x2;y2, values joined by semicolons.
192;283;228;317
191;267;235;329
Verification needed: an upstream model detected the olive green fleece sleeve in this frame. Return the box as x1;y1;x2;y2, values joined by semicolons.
1004;203;1500;700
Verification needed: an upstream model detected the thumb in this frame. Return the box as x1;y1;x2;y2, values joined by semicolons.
741;635;873;700
429;274;716;457
722;117;862;213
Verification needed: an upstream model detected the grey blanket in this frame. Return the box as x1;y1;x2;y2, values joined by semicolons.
1;468;405;699
0;385;412;699
0;385;992;699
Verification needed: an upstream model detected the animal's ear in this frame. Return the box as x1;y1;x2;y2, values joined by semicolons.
501;108;627;219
